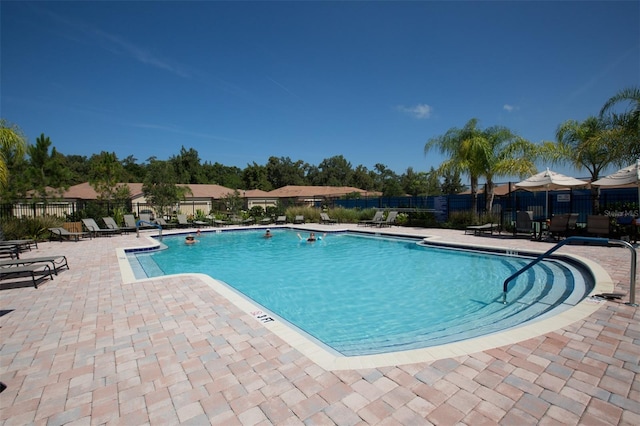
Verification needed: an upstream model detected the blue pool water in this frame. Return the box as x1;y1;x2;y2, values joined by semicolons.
129;229;593;356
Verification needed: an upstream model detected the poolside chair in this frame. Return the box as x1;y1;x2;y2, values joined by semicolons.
154;217;177;229
0;263;54;288
103;217;132;233
465;223;499;236
260;217;272;225
566;213;579;236
376;211;398;227
547;214;570;241
124;214;138;229
514;211;533;237
276;215;287;225
82;218;117;237
294;215;305;224
242;217;255;225
587;215;610;238
0;244;20;259
0;237;38;251
320;213;337;225
0;255;69;275
49;227;90;242
176;214;191;228
213;217;230;227
358;211;384;227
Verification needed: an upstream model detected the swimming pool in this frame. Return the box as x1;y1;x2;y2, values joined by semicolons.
128;229;594;357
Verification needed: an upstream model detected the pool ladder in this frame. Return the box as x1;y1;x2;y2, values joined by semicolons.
135;220;163;240
502;236;637;306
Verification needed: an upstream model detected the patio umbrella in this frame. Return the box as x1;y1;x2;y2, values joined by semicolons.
591;159;640;207
515;168;589;219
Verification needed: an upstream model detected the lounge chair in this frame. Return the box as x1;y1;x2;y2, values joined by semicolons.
358;211;384;227
566;213;579;236
103;217;133;233
547;214;571;241
49;227;90;242
514;211;533;237
0;238;38;251
124;214;138;229
242;217;255;225
0;263;54;288
276;215;287;224
154;218;177;229
465;223;499;236
176;214;189;228
82;218;117;237
0;244;20;259
213;218;230;227
587;215;610;237
260;217;272;225
375;211;398;227
320;213;337;224
294;215;305;224
0;255;69;275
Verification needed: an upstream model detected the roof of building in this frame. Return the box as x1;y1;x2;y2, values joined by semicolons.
266;185;379;198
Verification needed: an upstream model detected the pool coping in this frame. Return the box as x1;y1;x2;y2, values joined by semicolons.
116;229;614;371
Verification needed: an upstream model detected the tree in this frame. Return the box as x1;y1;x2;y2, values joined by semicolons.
25;134;72;200
351;165;375;191
425;119;486;215
541;115;623;212
143;160;189;218
425;118;537;214
440;169;465;195
401;167;431;197
315;155;353;186
242;162;271;190
0;119;27;191
599;86;640;162
88;151;125;202
121;155;146;182
475;125;538;212
265;156;306;188
170;146;205;184
202;161;243;188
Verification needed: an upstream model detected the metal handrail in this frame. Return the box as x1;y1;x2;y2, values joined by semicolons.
135;220;163;240
502;236;637;306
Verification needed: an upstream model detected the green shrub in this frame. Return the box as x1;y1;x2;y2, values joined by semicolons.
1;216;63;241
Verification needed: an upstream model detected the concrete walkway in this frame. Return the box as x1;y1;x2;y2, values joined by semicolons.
0;225;638;425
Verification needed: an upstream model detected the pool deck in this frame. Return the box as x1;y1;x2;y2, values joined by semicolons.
1;225;638;425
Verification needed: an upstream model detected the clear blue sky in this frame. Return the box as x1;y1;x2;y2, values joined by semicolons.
2;1;638;181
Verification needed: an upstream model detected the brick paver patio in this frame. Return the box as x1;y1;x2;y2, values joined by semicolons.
1;225;638;425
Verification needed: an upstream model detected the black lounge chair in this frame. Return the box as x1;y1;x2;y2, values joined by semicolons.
465;223;499;236
358;211;384;227
320;213;337;224
0;263;54;288
0;255;69;275
294;215;305;224
82;218;118;237
49;227;90;242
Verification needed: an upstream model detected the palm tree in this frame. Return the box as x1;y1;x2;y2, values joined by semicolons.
599;86;640;162
475;125;538;212
425;118;485;215
425;118;538;216
0;119;27;189
541;115;622;212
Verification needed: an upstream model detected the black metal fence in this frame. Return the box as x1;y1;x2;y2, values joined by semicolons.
1;187;637;225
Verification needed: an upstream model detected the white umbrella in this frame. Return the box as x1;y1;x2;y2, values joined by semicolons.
592;159;640;207
515;168;589;218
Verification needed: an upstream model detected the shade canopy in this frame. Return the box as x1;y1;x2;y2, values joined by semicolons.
591;159;640;188
515;168;589;191
515;168;588;219
592;159;640;207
